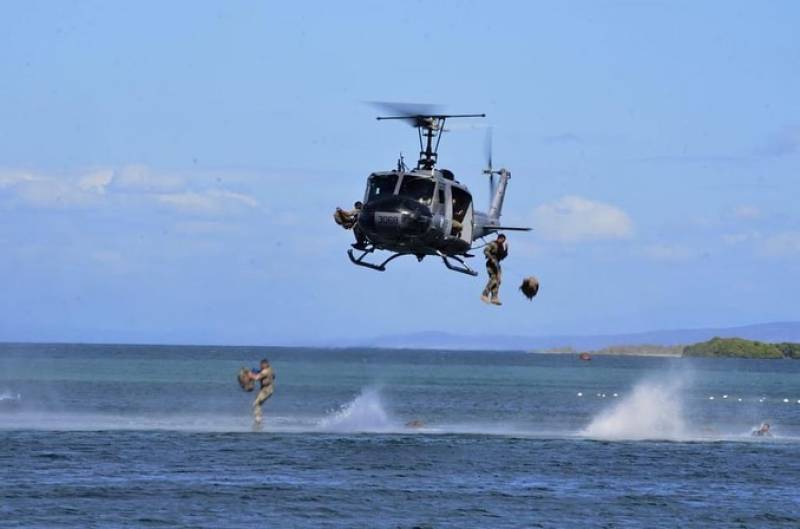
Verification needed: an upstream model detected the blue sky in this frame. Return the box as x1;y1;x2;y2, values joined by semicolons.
0;1;798;344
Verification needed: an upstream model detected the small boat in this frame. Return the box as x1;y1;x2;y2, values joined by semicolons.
579;352;592;361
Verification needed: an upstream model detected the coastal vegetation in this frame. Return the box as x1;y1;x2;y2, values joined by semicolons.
569;338;800;359
682;337;800;359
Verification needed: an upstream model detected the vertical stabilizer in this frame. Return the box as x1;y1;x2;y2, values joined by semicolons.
488;168;510;221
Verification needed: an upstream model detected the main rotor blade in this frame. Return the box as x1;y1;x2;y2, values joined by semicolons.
368;101;442;127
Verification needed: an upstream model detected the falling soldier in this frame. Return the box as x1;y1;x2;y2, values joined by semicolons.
481;233;507;305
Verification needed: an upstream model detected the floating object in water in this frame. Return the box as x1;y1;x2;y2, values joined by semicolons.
722;395;728;399
0;392;21;410
783;398;790;403
579;352;592;361
752;423;772;437
759;397;765;403
519;277;540;300
709;396;715;400
577;392;583;397
738;398;743;402
237;367;255;392
612;393;619;398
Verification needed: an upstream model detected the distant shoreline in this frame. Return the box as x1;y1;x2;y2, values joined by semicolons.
539;337;800;360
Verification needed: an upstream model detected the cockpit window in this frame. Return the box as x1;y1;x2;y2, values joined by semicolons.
397;176;435;206
367;174;398;201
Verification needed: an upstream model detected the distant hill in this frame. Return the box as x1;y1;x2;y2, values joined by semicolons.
345;321;800;351
683;337;800;359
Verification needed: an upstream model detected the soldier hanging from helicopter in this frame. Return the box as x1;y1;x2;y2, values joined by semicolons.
334;201;367;250
481;233;507;305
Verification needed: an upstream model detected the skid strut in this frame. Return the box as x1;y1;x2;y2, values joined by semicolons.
347;248;409;272
437;251;478;276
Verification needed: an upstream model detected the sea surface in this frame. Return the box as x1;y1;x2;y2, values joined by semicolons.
1;343;800;528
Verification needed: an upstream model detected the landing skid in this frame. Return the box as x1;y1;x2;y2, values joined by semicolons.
347;247;477;276
437;251;478;276
347;248;410;272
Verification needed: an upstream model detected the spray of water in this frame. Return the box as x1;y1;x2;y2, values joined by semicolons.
582;376;688;440
0;391;21;401
317;387;399;433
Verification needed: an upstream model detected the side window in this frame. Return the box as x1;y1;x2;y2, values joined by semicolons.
438;188;445;204
451;187;471;222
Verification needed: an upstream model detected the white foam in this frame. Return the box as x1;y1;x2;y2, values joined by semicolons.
316;387;399;433
582;377;687;440
0;391;21;401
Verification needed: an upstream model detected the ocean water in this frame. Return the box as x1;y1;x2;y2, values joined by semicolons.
1;344;800;528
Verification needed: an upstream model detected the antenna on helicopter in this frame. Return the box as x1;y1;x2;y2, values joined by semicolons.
370;102;485;170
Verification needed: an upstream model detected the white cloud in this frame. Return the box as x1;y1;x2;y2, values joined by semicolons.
722;230;761;245
734;205;761;220
112;165;184;192
533;195;634;242
78;170;114;194
0;170;37;188
642;244;694;262
16;179;99;208
758;232;800;258
156;189;259;215
2;169;104;208
0;166;260;216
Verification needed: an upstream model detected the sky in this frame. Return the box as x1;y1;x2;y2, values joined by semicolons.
0;0;798;345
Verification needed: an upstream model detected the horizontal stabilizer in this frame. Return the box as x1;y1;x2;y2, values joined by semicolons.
493;226;532;231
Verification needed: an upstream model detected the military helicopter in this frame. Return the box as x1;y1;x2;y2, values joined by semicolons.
347;103;530;276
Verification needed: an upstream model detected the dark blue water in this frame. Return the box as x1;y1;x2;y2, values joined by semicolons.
2;344;799;528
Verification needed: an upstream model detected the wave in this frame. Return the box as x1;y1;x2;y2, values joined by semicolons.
0;391;21;401
1;385;798;443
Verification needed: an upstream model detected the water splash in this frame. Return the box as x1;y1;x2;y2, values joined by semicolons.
317;387;398;433
582;377;687;440
0;390;21;401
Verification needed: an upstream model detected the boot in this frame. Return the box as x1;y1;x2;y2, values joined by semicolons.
480;293;491;304
491;297;502;306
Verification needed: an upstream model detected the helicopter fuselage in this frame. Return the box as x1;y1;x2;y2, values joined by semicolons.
357;169;476;257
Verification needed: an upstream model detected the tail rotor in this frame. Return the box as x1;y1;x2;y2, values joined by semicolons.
483;126;498;208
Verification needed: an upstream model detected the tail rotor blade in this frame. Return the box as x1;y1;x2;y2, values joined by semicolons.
485;126;495;204
484;126;493;171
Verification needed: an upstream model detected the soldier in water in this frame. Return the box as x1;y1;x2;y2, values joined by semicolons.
249;359;275;427
481;233;507;305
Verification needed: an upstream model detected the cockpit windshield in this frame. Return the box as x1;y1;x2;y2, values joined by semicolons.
367;174;399;201
397;176;435;206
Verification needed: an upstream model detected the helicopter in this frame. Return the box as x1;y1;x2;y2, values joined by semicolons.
347;104;530;276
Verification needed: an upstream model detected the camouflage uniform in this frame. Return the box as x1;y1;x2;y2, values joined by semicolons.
334;206;366;248
252;365;275;424
482;239;507;302
333;208;357;229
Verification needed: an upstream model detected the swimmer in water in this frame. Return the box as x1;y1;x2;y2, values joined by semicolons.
752;422;771;437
